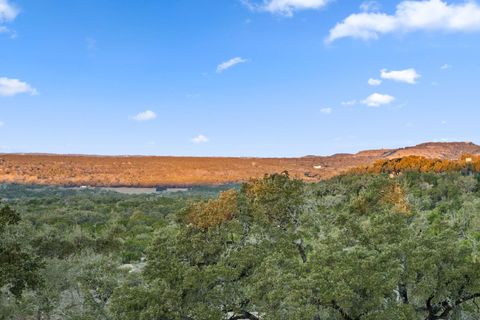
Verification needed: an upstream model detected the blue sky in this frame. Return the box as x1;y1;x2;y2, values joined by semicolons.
1;0;479;157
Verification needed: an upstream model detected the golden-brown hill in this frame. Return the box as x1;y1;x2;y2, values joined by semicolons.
1;142;479;187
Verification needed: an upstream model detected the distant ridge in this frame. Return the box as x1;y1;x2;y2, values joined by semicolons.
380;142;479;159
1;142;479;187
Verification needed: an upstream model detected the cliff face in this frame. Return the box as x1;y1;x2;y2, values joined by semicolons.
1;142;479;187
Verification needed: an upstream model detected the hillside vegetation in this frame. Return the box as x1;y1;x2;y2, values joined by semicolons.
1;142;479;186
1;170;480;319
351;154;480;175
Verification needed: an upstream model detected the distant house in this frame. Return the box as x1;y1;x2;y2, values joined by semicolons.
466;157;473;163
313;165;323;169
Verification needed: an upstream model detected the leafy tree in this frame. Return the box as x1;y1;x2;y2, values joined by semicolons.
186;189;239;230
0;202;43;298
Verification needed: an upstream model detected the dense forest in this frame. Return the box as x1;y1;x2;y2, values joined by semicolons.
1;171;480;319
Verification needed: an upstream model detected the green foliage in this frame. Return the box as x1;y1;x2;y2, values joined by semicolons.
0;203;43;298
0;204;20;230
0;185;215;319
242;171;305;228
2;173;480;319
113;173;480;320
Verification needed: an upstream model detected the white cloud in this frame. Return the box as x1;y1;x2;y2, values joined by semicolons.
362;93;395;107
192;134;209;144
0;77;37;97
216;57;248;73
0;0;19;39
341;100;357;106
0;121;4;127
320;107;332;114
242;0;330;16
380;68;420;84
0;0;18;22
132;110;157;122
441;63;452;69
327;0;480;42
368;78;382;86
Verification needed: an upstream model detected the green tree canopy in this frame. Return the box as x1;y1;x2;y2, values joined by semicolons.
112;173;480;320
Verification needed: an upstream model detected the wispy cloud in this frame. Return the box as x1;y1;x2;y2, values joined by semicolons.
381;68;420;84
441;63;452;70
360;1;381;12
327;0;480;43
368;78;382;86
216;57;248;73
242;0;330;16
0;25;16;38
0;121;4;127
0;77;37;97
341;100;357;106
362;93;395;107
132;110;157;122
320;107;332;114
192;134;209;144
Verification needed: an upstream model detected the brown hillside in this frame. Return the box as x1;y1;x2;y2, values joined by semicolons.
1;142;479;187
383;142;480;159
